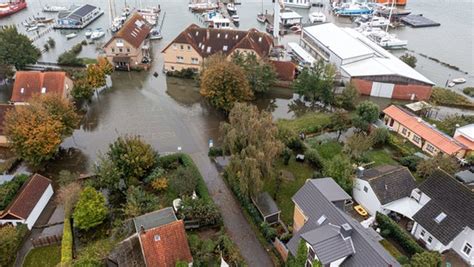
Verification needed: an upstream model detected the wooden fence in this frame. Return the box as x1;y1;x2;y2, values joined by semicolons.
31;234;62;248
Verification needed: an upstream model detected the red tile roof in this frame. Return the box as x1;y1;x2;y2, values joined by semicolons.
140;220;193;267
454;135;474;151
0;174;52;220
105;13;151;49
162;24;273;58
383;105;466;155
11;71;67;103
270;60;297;81
0;104;13;135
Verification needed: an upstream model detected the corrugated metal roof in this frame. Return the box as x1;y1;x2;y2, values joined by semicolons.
133;207;177;232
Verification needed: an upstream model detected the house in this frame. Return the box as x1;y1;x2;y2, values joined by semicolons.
300;23;434;100
139;220;193;267
11;71;73;104
454;124;474;154
383;105;468;158
409;170;474;266
0;174;53;230
353;165;417;217
287;178;400;267
162;24;273;72
0;104;13;146
104;13;152;71
54;4;104;29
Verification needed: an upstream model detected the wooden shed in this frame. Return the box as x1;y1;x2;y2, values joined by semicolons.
252;192;281;225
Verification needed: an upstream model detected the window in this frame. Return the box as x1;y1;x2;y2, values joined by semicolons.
426;144;435;153
119;48;123;53
191;58;199;64
111;48;115;53
413;135;421;144
170;66;175;70
420;230;425;237
187;45;191;51
427;236;433;244
116;39;124;47
463;243;472;255
176;56;184;63
363;186;368;193
127;48;130;53
316;215;326;225
402;128;407;135
180;45;184;50
173;44;177;50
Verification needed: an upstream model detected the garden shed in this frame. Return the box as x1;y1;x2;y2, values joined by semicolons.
252;192;281;225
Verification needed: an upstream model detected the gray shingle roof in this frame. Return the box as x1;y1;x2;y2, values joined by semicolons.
133;207;177;233
301;224;354;265
309;178;351;202
288;179;400;267
413;170;474;245
107;234;145;267
360;165;417;205
253;192;280;217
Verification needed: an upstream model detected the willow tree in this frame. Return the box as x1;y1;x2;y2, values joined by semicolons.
220;103;283;198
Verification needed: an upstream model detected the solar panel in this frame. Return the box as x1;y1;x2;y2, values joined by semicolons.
72;4;96;18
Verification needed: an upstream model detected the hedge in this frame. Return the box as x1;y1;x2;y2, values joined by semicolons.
60;218;73;265
0;174;29;210
376;212;424;256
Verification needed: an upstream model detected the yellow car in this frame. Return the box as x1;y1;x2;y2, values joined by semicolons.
354;205;368;217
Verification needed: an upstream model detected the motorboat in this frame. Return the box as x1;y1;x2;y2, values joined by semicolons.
0;0;27;18
369;31;407;49
309;11;326;23
358;15;390;28
34;16;54;23
284;0;311;9
231;14;240;24
26;25;38;32
188;1;218;12
209;16;232;29
257;13;266;23
90;28;105;40
226;3;237;14
149;28;162;40
452;78;467;84
333;3;373;17
85;28;92;38
137;7;160;26
110;16;126;33
66;33;77;39
42;5;67;12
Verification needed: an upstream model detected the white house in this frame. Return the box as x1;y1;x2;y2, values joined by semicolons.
0;174;53;230
454;124;474;154
409;170;474;266
353;165;418;217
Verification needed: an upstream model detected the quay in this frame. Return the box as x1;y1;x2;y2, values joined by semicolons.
401;14;441;28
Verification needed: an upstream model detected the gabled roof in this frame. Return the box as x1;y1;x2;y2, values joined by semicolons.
0;104;13;135
105;13;151;49
309;178;351;203
107;233;146;267
0;174;52;220
413;169;474;245
359;165;417;205
162;24;273;58
11;71;68;103
383;105;466;155
133;207;177;232
288;179;400;267
270;60;296;81
139;220;193;267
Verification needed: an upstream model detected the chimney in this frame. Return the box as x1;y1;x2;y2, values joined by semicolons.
340;223;353;238
356;166;365;178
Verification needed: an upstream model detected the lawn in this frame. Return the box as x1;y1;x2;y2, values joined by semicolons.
277;112;332;134
263;157;315;225
379;239;404;261
307;139;343;160
366;149;397;166
23;245;61;267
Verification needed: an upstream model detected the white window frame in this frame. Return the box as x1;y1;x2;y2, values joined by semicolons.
413;135;421;144
462;242;472;256
420;230;425;237
426;144;435;153
427;236;433;244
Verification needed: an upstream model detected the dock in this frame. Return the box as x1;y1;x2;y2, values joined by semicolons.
401;14;440;28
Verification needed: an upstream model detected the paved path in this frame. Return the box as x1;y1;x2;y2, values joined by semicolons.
191;152;274;267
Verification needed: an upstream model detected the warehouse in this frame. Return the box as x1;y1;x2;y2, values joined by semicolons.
300;23;434;100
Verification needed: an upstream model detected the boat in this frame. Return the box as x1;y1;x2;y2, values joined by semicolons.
188;1;218;12
370;31;407;49
208;15;232;29
452;78;467;84
42;5;67;13
26;25;38;32
226;3;236;14
256;0;265;23
66;33;77;39
290;24;302;33
137;7;160;26
110;16;126;33
85;28;92;38
231;14;240;24
333;3;373;17
309;11;326;23
34;17;54;23
284;0;311;9
447;82;456;88
357;15;390;28
0;0;27;18
354;205;368;217
90;28;105;40
149;28;162;40
377;7;411;18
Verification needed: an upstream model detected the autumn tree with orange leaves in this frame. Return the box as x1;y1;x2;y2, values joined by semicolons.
4;94;80;166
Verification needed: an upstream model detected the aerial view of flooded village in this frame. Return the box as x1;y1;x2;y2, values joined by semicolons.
0;0;473;266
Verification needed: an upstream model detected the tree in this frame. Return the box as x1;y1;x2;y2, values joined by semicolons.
0;225;22;266
323;154;353;192
179;197;222;226
338;83;359;110
287;239;308;267
56;182;81;217
71;77;94;102
331;110;351;141
231;51;277;94
123;185;159;218
220;103;283;198
200;55;253;111
73;186;108;231
353;101;380;131
97;56;113;75
416;154;459;179
370;127;389;147
170;166;198;196
293;60;336;108
408;251;441;267
0;26;41;70
86;64;107;89
344;133;374;161
400;53;417;68
4;95;80;166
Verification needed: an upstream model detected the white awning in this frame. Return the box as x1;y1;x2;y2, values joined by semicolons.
288;42;315;65
382;197;423;220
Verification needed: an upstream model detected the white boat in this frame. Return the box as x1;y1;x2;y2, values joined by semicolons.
188;1;218;12
257;13;266;23
85;28;92;38
226;3;237;14
231;14;240;24
447;82;456;88
26;26;38;32
284;0;311;9
149;28;162;40
369;32;408;49
358;15;390;28
309;11;326;23
110;16;126;33
90;28;105;40
137;7;160;26
66;33;77;39
452;78;466;84
280;8;303;27
209;15;232;29
43;5;68;13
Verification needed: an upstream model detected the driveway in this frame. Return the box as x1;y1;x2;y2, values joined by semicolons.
191;152;275;267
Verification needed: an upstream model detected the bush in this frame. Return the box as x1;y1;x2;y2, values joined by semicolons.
0;224;28;267
305;149;323;168
143;166;165;184
399;156;421;171
73;186;108;231
61;218;73;264
151;177;168;191
57;43;85;66
376;213;424;256
0;174;29;210
47;37;55;48
158;153;182;169
397;255;410;265
208;146;223;157
370;128;389;147
408;251;442;267
170;166;198;197
282;147;292;165
180;153;211;200
260;222;277;241
279;232;292;243
166;68;197;79
180;197;222;227
430;87;474;108
463;87;474;97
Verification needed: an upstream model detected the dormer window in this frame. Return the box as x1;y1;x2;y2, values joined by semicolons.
225;34;228;39
217;33;220;38
223;45;228;51
195;31;199;36
154;235;161;241
258;37;262;42
20;88;24;94
41;87;46;94
206;46;211;53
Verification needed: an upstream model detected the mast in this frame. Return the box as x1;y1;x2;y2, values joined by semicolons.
385;0;394;32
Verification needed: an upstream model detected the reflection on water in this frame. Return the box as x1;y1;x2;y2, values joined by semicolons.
165;77;201;107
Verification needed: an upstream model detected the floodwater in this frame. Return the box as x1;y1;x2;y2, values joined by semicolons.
0;0;472;173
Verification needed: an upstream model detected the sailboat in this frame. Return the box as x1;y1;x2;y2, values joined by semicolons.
257;0;265;23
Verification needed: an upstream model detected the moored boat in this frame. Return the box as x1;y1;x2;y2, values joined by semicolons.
42;5;67;13
333;3;373;17
309;11;326;23
231;14;240;24
0;0;27;18
452;78;467;84
66;33;77;39
85;28;92;38
149;28;162;40
90;28;105;40
226;3;236;14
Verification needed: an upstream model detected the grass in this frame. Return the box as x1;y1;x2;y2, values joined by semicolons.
430;87;474;109
80;57;98;65
366;149;397;166
277;112;332;134
263;157;315;225
23;245;61;267
380;239;404;260
307;139;343;160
